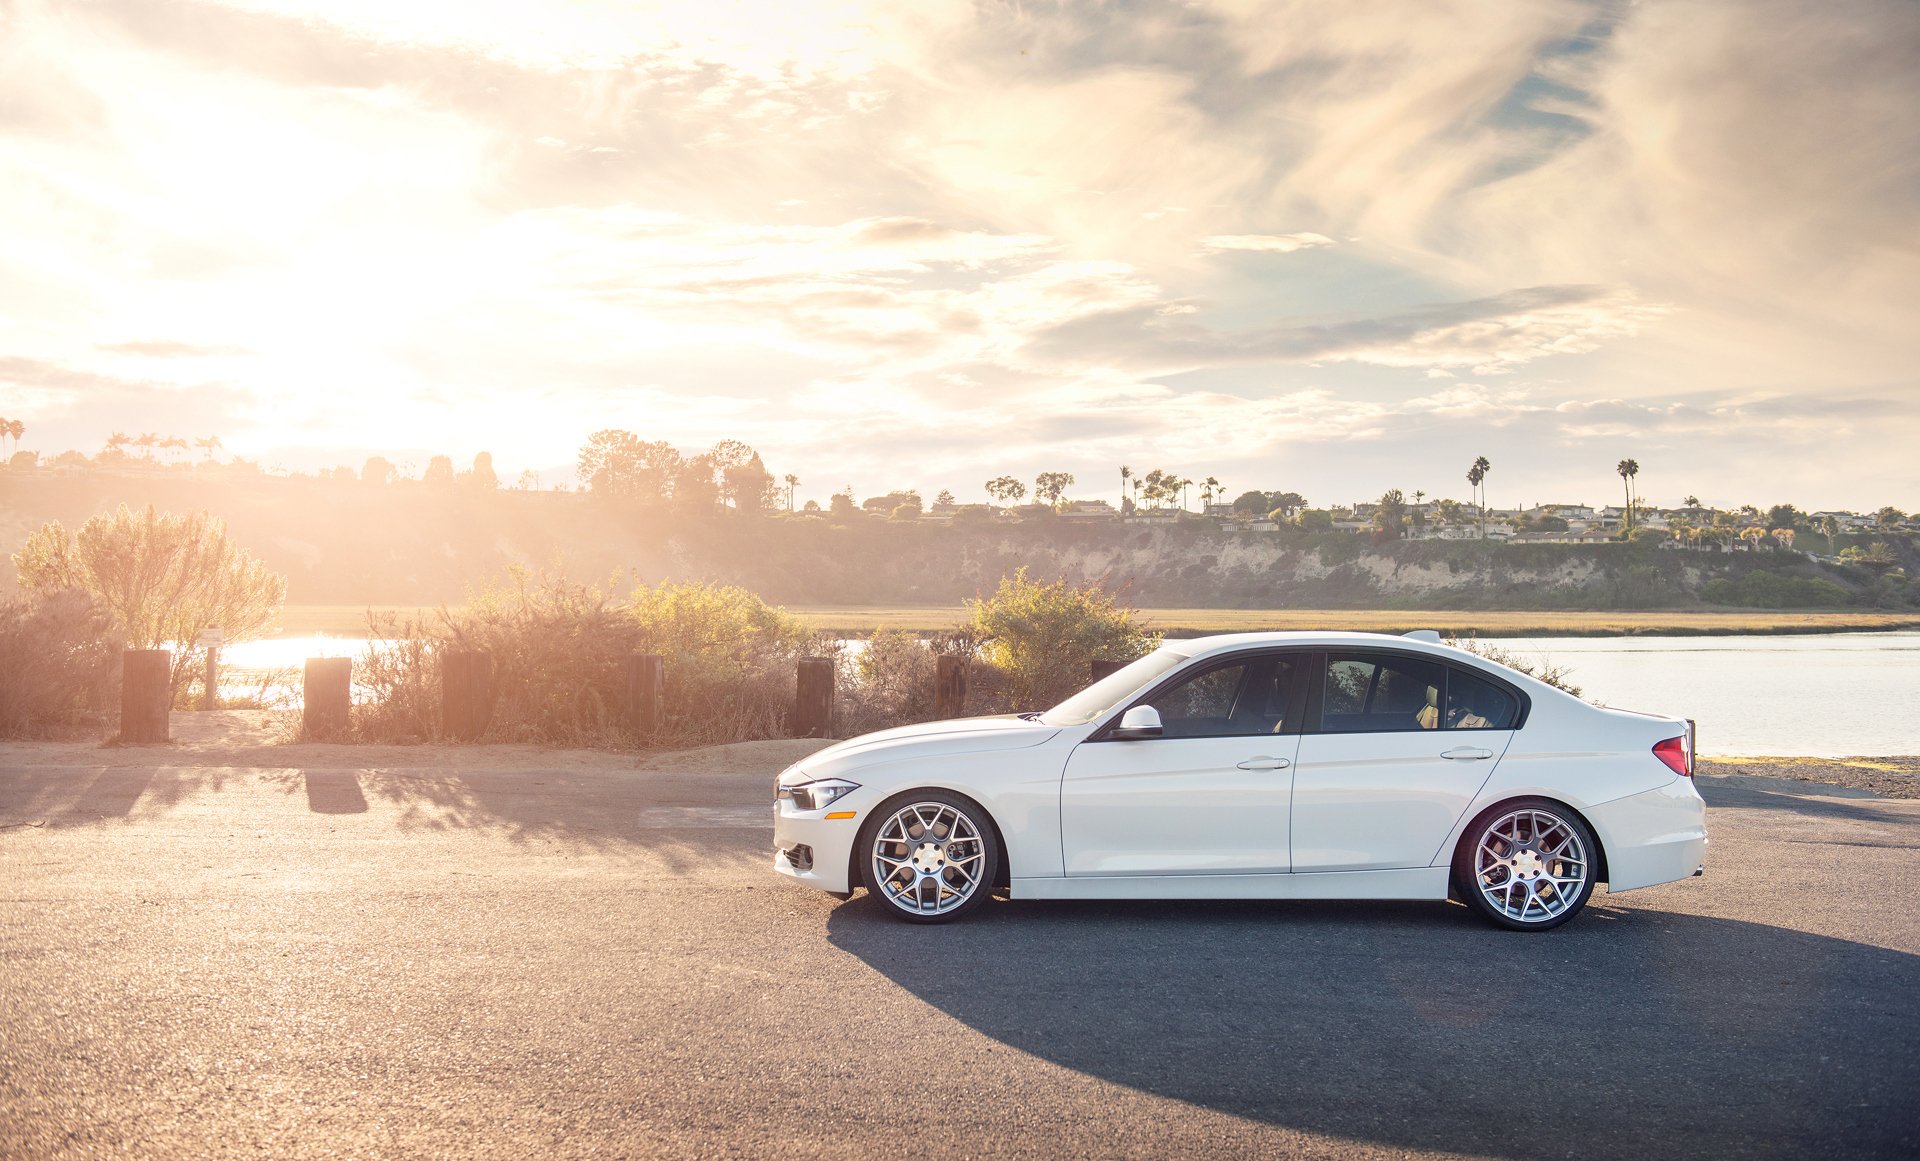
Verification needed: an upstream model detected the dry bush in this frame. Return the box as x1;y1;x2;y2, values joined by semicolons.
350;572;825;747
966;570;1158;710
0;591;121;739
1444;633;1584;698
836;627;938;735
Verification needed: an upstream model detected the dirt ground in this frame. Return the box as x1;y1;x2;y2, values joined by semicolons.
1697;755;1920;799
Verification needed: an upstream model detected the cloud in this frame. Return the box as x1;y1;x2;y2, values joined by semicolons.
1198;233;1336;255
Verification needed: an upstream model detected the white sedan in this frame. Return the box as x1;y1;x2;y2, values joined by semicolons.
773;631;1706;930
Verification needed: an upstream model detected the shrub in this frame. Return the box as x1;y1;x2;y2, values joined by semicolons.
12;505;286;700
837;626;940;735
966;570;1158;709
1701;571;1851;609
1444;634;1583;699
0;591;121;738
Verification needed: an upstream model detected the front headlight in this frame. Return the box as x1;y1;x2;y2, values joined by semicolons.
780;778;861;811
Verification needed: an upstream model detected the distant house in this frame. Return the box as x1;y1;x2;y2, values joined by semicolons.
1060;499;1118;521
1528;503;1597;521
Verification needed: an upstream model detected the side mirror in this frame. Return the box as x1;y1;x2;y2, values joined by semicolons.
1112;704;1163;740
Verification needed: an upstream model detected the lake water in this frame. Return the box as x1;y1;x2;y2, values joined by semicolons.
220;631;1920;758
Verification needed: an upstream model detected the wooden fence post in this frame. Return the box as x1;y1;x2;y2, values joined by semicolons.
304;658;352;738
623;653;664;738
120;649;171;743
203;646;219;711
793;657;835;739
442;651;493;741
1090;659;1128;683
934;655;968;718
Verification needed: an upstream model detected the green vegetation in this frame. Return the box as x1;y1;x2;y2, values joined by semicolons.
1700;572;1853;609
965;570;1159;708
12;505;286;701
0;591;118;738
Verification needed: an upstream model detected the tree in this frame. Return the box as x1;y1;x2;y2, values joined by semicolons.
135;432;158;460
1616;458;1640;534
1842;541;1898;572
1372;489;1407;539
423;455;455;486
1467;455;1491;538
1767;504;1803;531
1684;495;1701;509
1771;528;1797;552
1231;490;1270;516
829;487;857;522
13;506;286;697
966;569;1159;709
577;430;682;503
195;435;222;463
675;453;720;513
863;490;923;513
934;488;956;508
470;452;499;490
1034;471;1074;509
1200;476;1221;510
159;435;189;463
1119;465;1131;511
1271;492;1305;519
0;415;9;459
1876;506;1906;528
784;473;800;512
985;476;1026;507
362;456;396;485
1297;509;1334;532
723;452;776;514
105;432;131;456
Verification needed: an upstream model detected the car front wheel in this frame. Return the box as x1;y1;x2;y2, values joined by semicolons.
859;791;999;924
1456;799;1599;931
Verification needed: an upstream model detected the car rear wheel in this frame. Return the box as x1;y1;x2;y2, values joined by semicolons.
858;791;999;924
1455;799;1598;931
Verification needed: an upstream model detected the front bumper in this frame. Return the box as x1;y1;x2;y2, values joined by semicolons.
773;803;862;894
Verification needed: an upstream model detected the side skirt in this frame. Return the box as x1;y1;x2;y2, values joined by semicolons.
1009;867;1450;902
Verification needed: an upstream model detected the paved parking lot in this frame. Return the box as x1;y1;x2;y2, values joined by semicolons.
3;747;1917;1159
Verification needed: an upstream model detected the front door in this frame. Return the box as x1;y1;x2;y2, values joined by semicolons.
1291;650;1517;872
1061;653;1303;876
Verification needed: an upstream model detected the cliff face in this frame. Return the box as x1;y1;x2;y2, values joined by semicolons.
0;471;1897;609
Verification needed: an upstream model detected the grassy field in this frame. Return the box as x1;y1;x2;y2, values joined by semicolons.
276;603;1920;638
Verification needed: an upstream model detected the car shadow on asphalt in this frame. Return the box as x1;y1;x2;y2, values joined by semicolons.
827;898;1920;1160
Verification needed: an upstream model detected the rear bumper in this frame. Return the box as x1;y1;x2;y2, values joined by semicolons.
1589;777;1709;892
773;805;860;894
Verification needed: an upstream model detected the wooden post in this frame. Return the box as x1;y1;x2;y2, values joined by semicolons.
1090;659;1128;682
442;651;493;741
793;657;835;739
120;649;171;743
934;655;968;718
304;658;352;738
623;653;664;737
203;646;219;711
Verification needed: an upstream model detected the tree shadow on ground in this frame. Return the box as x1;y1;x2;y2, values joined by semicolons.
1697;775;1915;824
0;763;774;874
828;899;1919;1160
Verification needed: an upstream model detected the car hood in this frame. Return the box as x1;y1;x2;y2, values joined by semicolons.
785;715;1062;778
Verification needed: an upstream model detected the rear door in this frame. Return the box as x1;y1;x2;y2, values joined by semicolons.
1060;652;1306;876
1290;650;1519;872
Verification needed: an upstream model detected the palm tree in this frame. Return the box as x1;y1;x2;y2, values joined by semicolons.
0;415;10;459
135;432;158;460
1200;476;1221;511
160;435;189;463
1683;494;1700;509
1616;459;1640;534
783;473;799;512
1119;465;1131;512
1467;456;1491;539
195;435;222;463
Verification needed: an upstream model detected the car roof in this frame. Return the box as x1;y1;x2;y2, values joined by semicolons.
1163;630;1469;661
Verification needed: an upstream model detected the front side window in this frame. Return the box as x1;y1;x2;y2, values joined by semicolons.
1130;655;1298;738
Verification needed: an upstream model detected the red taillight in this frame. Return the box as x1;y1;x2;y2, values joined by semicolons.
1653;735;1692;777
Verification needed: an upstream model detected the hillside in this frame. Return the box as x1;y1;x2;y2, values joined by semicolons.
2;470;1913;611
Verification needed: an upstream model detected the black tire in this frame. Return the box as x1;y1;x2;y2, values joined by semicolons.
857;790;1000;924
1454;797;1600;932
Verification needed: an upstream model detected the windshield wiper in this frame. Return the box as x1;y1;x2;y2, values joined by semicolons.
1017;711;1044;721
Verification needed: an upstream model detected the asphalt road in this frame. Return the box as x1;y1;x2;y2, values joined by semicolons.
3;752;1917;1159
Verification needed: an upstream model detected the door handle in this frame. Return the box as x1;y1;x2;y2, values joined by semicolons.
1236;757;1291;770
1441;747;1494;761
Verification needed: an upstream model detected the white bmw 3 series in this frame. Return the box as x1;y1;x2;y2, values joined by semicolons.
774;631;1706;930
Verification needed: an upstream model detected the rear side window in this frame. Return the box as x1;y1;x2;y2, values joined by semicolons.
1445;668;1520;730
1322;653;1446;733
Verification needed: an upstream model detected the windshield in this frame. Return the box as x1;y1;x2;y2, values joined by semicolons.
1039;648;1190;726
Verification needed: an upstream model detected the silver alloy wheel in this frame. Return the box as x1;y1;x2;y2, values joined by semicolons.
1472;807;1591;924
870;801;987;917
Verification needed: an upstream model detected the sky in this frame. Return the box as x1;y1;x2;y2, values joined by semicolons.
1;0;1916;512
